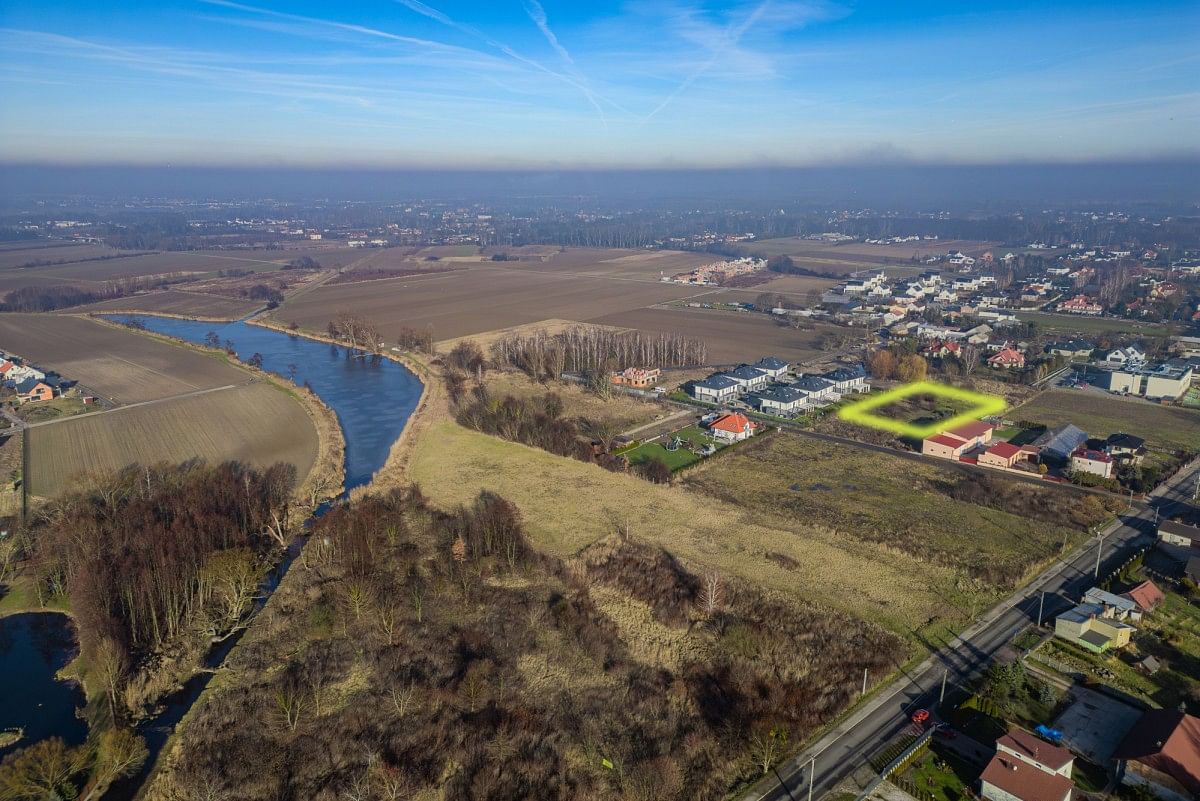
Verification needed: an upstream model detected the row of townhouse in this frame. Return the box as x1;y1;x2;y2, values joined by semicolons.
690;359;870;414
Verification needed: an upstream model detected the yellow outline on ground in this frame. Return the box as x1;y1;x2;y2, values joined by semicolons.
837;380;1008;438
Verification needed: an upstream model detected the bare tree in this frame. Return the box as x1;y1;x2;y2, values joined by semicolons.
701;572;725;616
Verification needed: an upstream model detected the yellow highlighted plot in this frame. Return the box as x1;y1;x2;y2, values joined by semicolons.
837;380;1007;438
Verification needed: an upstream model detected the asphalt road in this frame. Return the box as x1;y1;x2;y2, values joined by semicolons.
748;456;1200;801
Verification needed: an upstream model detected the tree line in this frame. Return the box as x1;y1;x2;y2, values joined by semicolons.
490;325;707;381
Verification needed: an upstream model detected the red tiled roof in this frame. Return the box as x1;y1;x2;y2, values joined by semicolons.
948;420;995;440
987;442;1022;459
980;753;1073;801
1122;580;1164;612
710;413;756;434
1115;710;1200;797
998;729;1075;772
1072;448;1113;463
927;434;967;449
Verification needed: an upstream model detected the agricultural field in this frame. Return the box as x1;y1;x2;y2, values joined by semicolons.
273;265;701;342
0;243;134;270
682;433;1093;591
586;306;852;364
63;289;261;320
26;381;317;498
1013;389;1200;452
411;419;997;638
0;314;248;403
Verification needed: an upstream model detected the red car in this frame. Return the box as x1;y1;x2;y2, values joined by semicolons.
911;709;930;724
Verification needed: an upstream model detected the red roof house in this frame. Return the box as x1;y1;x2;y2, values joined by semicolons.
980;730;1075;801
988;347;1026;369
708;412;758;442
1121;580;1165;614
1114;710;1200;800
946;420;996;447
922;433;969;459
980;441;1024;469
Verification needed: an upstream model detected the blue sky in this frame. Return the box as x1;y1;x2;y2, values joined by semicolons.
0;0;1197;167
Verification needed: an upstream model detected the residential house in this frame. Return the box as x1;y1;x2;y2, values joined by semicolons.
1114;709;1200;801
1058;295;1104;315
979;441;1026;470
722;365;770;392
792;376;836;405
1083;587;1139;621
1106;433;1147;465
707;413;758;442
923;433;972;459
1157;519;1200;561
821;364;869;395
1054;602;1135;652
749;385;807;416
980;729;1075;801
1046;339;1094;359
1105;346;1147;367
1031;424;1089;462
15;377;55;404
945;420;995;449
1120;580;1164;617
1071;448;1114;479
752;356;790;381
611;367;660;388
923;340;962;358
691;375;740;403
988;347;1026;369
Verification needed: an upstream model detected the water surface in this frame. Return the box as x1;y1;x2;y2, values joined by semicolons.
0;612;87;759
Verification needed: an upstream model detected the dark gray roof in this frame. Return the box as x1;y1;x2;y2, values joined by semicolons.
793;376;834;392
754;356;788;371
1032;423;1089;459
724;365;767;381
694;375;739;391
823;364;866;382
752;385;806;404
1106;432;1146;450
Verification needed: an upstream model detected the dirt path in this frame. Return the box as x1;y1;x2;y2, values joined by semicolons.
619;407;694;439
17;382;250;430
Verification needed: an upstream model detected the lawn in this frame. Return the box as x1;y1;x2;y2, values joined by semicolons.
14;396;89;423
897;746;978;801
1015;311;1172;337
1013;390;1200;453
624;424;722;470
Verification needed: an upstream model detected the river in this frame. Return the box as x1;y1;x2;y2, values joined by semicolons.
5;316;423;797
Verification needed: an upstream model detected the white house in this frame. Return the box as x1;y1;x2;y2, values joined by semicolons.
792;375;836;404
691;375;739;403
1071;448;1114;479
749;385;807;415
821;365;869;394
722;364;770;392
752;356;790;381
980;730;1074;801
1105;346;1146;367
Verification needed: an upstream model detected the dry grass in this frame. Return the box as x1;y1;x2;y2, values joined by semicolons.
409;418;962;636
483;369;665;431
26;382;319;498
0;313;248;403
